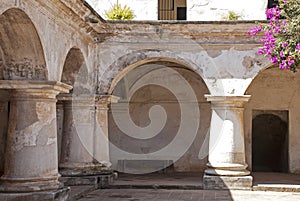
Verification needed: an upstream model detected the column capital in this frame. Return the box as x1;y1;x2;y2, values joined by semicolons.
205;95;251;108
205;95;251;102
0;80;72;99
95;95;119;105
57;93;97;107
0;80;72;91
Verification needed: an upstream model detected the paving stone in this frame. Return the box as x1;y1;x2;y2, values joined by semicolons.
76;189;300;201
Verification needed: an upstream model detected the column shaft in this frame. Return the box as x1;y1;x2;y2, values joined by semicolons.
58;94;118;187
94;95;119;167
0;81;71;193
204;95;252;190
59;94;103;176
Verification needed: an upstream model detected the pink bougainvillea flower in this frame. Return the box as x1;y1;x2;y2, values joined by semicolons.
248;0;300;72
247;26;262;36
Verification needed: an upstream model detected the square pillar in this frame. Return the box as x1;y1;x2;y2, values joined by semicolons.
0;80;72;200
203;95;252;190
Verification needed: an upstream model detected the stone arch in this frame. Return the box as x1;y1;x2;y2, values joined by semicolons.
244;63;275;93
58;47;92;170
0;8;48;80
244;67;300;172
108;59;211;173
98;49;208;94
61;47;90;93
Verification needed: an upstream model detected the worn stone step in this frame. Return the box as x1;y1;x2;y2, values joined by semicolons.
253;184;300;192
107;184;203;190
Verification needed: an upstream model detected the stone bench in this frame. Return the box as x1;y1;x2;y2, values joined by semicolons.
117;159;174;174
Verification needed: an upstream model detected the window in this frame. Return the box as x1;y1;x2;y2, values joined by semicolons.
158;0;174;20
177;7;186;20
267;0;279;9
158;0;187;20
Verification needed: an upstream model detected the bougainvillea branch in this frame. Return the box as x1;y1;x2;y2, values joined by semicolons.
248;0;300;72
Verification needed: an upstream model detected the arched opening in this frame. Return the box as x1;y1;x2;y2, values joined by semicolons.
245;67;300;174
0;8;47;80
0;8;47;176
58;47;90;165
252;113;288;172
108;60;211;181
60;47;89;94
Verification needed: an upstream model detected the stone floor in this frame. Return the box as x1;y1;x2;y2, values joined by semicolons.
110;172;203;189
69;172;300;201
77;189;300;201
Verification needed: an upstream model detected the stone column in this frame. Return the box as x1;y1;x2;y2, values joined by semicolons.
59;94;101;175
94;95;119;167
203;95;252;190
58;94;118;186
0;81;71;199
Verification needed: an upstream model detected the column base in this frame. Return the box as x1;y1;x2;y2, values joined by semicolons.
203;174;253;190
205;166;250;176
59;172;115;188
0;187;69;201
0;177;63;193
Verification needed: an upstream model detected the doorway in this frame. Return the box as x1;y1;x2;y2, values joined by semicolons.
252;110;288;172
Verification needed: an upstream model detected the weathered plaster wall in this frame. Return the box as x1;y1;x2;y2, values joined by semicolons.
96;21;270;96
0;0;95;82
0;8;47;80
244;67;300;173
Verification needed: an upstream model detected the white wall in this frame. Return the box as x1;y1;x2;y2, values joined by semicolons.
86;0;158;20
187;0;268;21
87;0;268;21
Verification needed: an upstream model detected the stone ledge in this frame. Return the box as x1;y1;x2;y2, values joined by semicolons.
253;184;300;192
203;174;253;190
0;187;70;201
60;174;114;188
